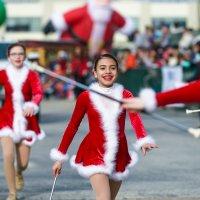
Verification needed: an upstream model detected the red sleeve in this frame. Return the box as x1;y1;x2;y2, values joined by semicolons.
123;89;147;139
156;80;200;106
57;91;88;154
29;71;43;105
63;6;86;26
0;70;4;84
112;11;126;28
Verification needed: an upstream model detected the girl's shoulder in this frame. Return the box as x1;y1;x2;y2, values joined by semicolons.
77;90;90;100
123;89;135;98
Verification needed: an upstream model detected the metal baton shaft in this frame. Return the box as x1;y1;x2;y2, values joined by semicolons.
49;175;58;200
186;109;200;114
31;63;123;104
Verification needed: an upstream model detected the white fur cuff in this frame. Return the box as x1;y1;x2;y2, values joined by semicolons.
37;130;46;140
23;102;39;115
50;148;68;162
139;88;157;112
134;135;155;151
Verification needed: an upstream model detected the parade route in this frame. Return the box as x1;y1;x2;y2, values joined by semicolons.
0;99;200;200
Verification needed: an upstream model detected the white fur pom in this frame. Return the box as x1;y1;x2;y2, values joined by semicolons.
139;88;157;112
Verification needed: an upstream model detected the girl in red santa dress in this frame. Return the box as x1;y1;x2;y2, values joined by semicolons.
0;43;45;200
51;53;157;200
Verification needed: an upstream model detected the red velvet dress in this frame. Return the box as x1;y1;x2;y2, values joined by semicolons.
51;83;154;180
0;64;45;146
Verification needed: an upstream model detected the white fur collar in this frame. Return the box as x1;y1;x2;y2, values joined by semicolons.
89;82;123;171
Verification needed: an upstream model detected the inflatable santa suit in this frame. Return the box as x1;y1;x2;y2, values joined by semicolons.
44;0;134;57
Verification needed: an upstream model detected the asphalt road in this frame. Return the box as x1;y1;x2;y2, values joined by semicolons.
0;99;199;200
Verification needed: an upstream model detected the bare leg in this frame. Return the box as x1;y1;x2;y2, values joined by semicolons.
90;173;111;200
15;143;30;190
1;137;16;195
109;179;122;200
15;142;30;173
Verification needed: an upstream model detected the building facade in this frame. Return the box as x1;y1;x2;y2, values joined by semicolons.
1;0;200;42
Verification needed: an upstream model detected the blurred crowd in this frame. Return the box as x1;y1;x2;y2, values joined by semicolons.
118;25;200;73
28;24;200;100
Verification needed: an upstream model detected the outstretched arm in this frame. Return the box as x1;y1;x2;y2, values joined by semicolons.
50;92;87;161
122;80;200;113
124;90;157;155
23;71;43;117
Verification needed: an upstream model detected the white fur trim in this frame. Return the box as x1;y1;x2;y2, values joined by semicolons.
37;130;46;140
89;83;123;173
50;148;69;162
119;17;134;35
22;131;37;146
0;127;21;142
70;151;139;181
51;12;68;32
6;64;29;139
23;101;39;115
70;155;112;178
134;135;155;151
88;3;112;56
110;151;138;181
139;88;157;112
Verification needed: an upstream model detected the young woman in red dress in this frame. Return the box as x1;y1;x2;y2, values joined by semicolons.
0;43;45;200
51;53;157;200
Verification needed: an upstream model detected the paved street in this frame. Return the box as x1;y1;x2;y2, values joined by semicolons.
0;99;200;200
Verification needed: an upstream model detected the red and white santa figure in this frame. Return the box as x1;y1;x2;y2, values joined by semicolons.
0;64;45;146
44;0;134;57
50;82;155;180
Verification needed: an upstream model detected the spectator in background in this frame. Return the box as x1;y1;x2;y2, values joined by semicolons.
122;48;137;72
70;46;89;98
179;28;194;50
43;50;73;99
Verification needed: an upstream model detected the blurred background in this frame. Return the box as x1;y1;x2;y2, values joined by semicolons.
0;0;200;99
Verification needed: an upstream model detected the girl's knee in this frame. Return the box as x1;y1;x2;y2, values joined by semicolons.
96;193;111;200
3;151;15;162
18;163;28;171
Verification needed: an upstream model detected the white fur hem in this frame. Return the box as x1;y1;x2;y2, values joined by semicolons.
134;135;155;151
51;12;68;31
119;17;134;35
50;148;69;162
139;88;157;112
37;130;46;140
70;155;112;178
0;127;19;141
70;152;138;181
23;102;39;115
0;127;38;145
110;151;138;181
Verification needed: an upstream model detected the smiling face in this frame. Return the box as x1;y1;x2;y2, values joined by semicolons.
8;46;26;69
94;57;118;88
